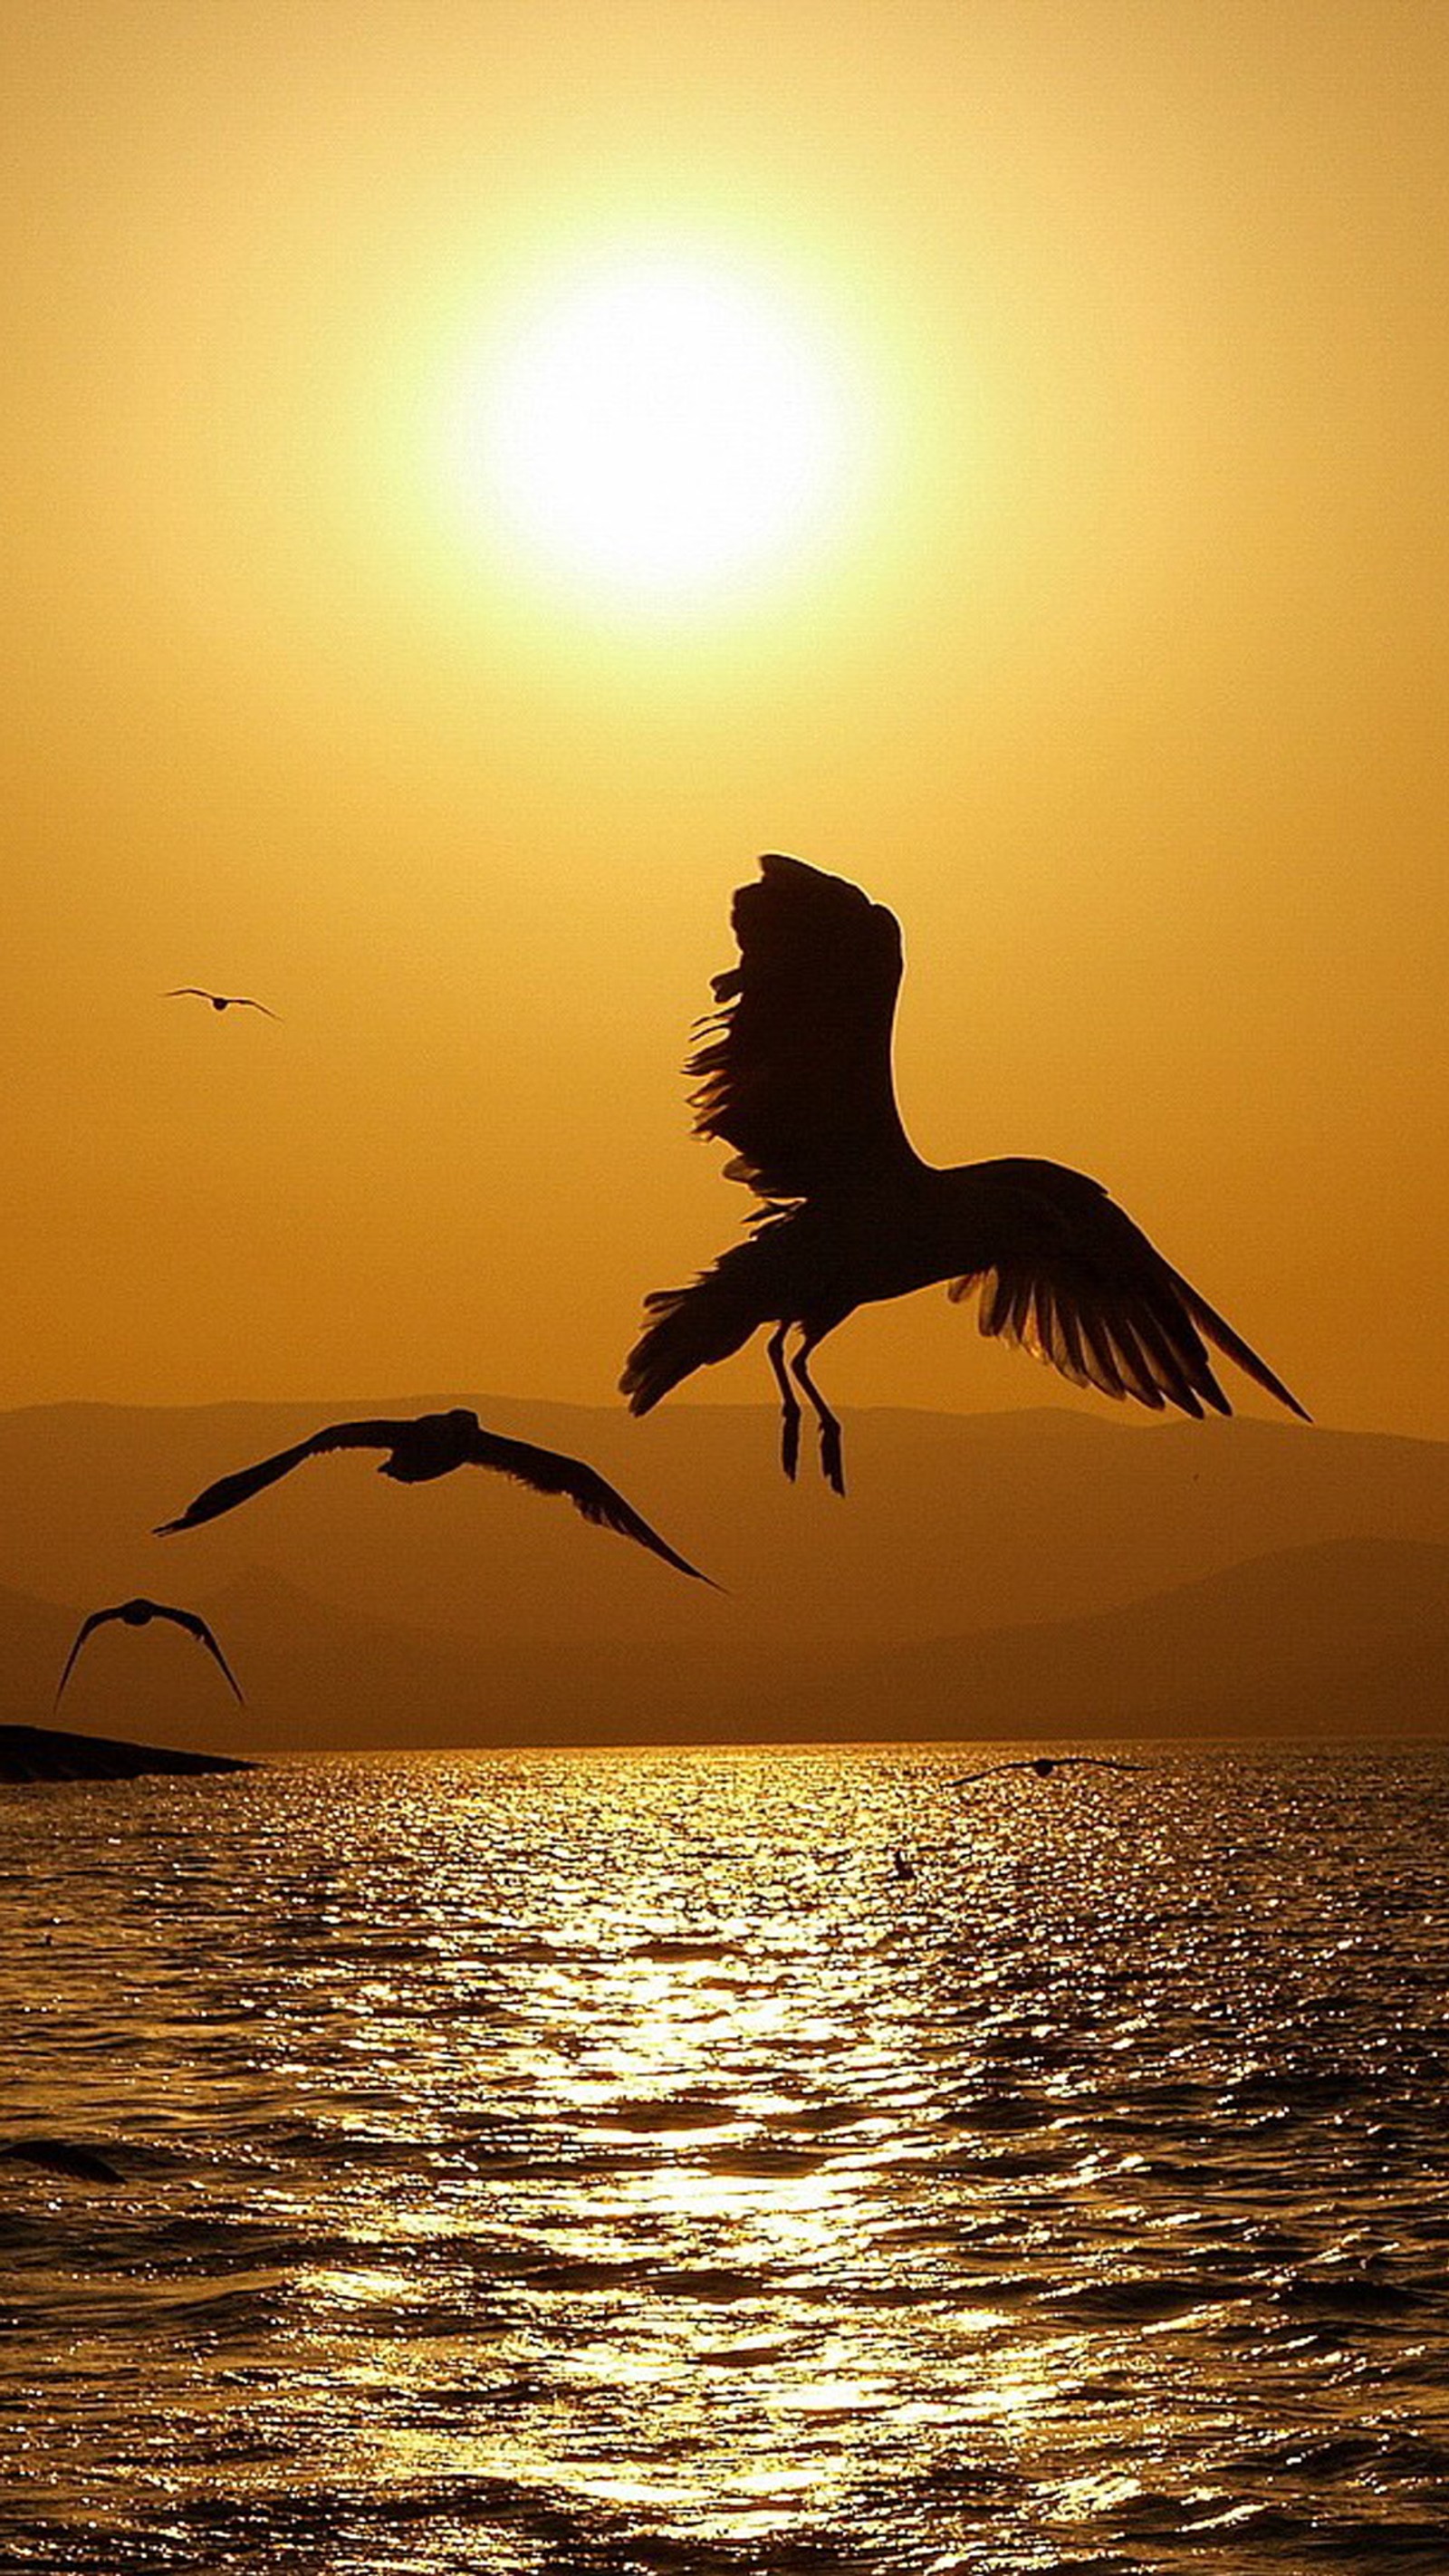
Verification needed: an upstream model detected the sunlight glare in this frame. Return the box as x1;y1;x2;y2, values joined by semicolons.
452;256;861;609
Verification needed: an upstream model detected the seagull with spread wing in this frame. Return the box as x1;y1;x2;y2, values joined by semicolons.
55;1599;245;1707
951;1756;1146;1786
156;1407;711;1582
622;852;1308;1493
167;988;279;1017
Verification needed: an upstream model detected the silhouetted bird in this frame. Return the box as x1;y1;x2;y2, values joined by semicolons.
54;1599;245;1707
951;1756;1146;1785
622;852;1309;1492
0;2138;123;2186
167;987;278;1017
156;1407;710;1582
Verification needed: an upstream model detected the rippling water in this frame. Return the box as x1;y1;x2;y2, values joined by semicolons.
4;1745;1448;2573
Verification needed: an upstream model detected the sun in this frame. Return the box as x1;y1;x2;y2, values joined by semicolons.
450;255;861;609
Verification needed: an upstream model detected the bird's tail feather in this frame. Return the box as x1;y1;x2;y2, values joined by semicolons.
621;1235;782;1415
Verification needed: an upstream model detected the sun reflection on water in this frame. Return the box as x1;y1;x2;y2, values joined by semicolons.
238;1752;1173;2545
7;1746;1449;2570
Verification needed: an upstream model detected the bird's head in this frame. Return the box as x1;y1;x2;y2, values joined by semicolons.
445;1408;480;1431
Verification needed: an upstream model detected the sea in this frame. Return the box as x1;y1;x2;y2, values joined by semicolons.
3;1745;1447;2576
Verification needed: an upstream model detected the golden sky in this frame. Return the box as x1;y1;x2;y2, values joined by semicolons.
3;1;1445;1438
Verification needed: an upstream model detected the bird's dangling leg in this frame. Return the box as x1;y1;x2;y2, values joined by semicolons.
792;1335;846;1496
766;1324;801;1480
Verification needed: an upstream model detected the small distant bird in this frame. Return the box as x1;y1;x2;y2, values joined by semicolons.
156;1407;710;1582
622;853;1309;1493
951;1756;1146;1786
0;2138;123;2186
167;988;279;1017
891;1846;917;1882
54;1599;245;1707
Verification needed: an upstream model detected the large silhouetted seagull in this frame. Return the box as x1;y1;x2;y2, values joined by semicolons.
167;987;279;1017
622;852;1309;1493
156;1407;710;1582
54;1599;245;1707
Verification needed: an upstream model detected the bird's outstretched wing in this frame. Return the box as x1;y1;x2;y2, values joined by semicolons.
162;1607;246;1702
1051;1755;1144;1772
686;852;917;1201
156;1420;411;1533
460;1427;714;1584
947;1158;1309;1422
231;996;279;1018
166;987;214;1000
53;1610;114;1706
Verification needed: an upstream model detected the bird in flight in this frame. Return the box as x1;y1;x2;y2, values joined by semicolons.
54;1598;245;1707
951;1755;1146;1785
167;988;279;1017
156;1407;711;1583
622;852;1308;1492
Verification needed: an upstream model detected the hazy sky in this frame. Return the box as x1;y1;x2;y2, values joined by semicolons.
5;1;1445;1437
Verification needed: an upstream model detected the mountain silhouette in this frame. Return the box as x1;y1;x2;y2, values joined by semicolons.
760;1538;1449;1741
0;1399;1445;1748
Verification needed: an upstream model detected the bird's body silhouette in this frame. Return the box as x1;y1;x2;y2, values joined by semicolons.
156;1407;709;1582
0;2137;123;2186
54;1599;245;1707
952;1755;1146;1785
167;987;278;1017
622;852;1308;1491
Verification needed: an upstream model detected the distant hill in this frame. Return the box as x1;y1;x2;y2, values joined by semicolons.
0;1566;830;1756
0;1398;1445;1749
758;1536;1449;1741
